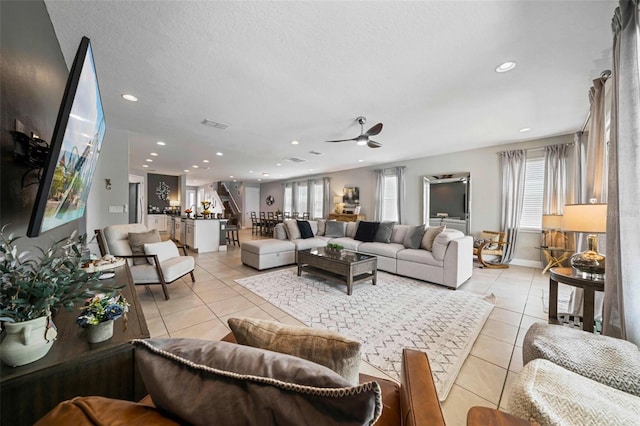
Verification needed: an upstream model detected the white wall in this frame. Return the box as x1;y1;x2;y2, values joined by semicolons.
86;127;129;255
261;133;574;266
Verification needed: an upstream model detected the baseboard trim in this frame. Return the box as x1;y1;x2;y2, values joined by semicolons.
510;258;543;269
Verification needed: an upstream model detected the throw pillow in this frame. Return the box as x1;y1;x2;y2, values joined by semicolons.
402;225;426;249
374;222;395;243
228;317;362;385
128;229;161;265
354;221;379;243
273;223;288;240
307;220;318;236
132;338;382;425
316;219;326;236
432;229;465;260
284;219;301;240
325;221;347;238
346;221;358;238
144;240;180;265
421;226;446;251
297;220;314;239
390;224;410;244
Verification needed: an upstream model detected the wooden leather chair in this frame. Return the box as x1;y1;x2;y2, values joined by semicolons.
473;230;509;269
96;224;195;300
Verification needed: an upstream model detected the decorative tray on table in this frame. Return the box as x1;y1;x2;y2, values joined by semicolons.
81;256;126;273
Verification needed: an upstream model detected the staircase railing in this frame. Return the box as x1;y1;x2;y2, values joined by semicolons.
221;182;241;215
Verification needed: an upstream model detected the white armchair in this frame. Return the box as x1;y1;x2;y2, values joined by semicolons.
96;224;195;300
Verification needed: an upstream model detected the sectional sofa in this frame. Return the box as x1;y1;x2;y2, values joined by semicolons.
241;220;473;289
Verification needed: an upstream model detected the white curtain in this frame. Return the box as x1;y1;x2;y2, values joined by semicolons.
307;179;315;215
586;77;609;203
395;166;406;224
604;0;640;346
373;169;384;221
499;150;527;263
323;177;331;217
543;144;568;215
291;182;298;214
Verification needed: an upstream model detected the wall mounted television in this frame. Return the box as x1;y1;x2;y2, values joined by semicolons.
27;36;106;237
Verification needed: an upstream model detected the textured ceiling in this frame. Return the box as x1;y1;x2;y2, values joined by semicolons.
45;0;616;185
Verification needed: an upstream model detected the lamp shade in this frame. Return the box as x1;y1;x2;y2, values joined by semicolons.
542;214;563;230
169;200;180;207
333;196;343;205
561;204;607;233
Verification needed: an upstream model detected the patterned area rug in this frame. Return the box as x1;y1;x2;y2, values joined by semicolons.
235;268;494;401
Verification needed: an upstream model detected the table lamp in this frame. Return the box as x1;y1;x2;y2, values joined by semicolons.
561;203;607;278
541;214;564;248
333;196;343;214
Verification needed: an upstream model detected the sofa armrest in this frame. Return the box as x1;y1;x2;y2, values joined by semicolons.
400;349;445;426
442;235;473;288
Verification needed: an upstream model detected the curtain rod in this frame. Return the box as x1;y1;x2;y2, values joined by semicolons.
497;142;574;155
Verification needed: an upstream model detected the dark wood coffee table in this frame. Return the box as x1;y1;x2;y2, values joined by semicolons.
297;247;377;295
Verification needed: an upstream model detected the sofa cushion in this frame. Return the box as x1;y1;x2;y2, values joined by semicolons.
374;222;395;243
346;221;358;238
390;224;411;244
273;223;288;240
241;239;296;255
130;255;195;284
421;226;445;251
284;219;301;240
297;220;314;239
293;238;328;251
326;237;362;251
144;240;180;265
432;229;465;260
396;248;443;267
132;338;382;426
227;317;362;385
316;219;326;236
325;221;347;238
403;225;426;249
358;242;405;259
128;229;161;265
354;221;379;242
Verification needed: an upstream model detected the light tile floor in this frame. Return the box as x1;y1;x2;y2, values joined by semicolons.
138;228;548;426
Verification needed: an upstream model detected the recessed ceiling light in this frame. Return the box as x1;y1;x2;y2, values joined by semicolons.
216;152;223;156
121;94;138;102
495;61;516;73
276;163;282;166
230;175;234;178
358;159;364;162
192;165;199;168
262;173;270;176
184;169;189;172
308;169;313;172
145;159;153;162
203;159;209;163
291;140;299;145
233;179;237;182
142;164;149;168
519;127;531;133
258;178;262;182
150;152;158;156
249;170;254;173
157;141;166;146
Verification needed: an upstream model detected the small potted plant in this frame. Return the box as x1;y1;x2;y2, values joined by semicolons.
76;292;129;343
326;243;344;254
0;227;104;366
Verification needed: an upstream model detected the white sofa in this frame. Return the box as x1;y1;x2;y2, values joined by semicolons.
241;220;473;289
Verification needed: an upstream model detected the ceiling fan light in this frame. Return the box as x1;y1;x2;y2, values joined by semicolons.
356;140;367;146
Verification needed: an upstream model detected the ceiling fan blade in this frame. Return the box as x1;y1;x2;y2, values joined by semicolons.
364;123;383;137
367;140;382;148
325;138;357;143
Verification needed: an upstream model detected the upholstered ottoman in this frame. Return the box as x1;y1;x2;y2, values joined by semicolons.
523;323;640;396
241;240;296;270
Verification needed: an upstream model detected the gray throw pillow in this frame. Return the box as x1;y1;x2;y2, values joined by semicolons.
374;222;395;243
128;229;161;265
273;223;288;240
284;219;301;240
132;338;382;426
403;225;426;249
228;317;362;385
325;221;347;238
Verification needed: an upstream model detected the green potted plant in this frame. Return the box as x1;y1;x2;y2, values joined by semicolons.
0;227;104;366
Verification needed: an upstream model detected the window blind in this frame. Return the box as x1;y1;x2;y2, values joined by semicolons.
519;157;545;229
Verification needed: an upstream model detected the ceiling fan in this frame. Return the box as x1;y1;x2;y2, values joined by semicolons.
325;116;383;148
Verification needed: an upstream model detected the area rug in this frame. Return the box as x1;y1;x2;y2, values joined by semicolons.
235;268;494;401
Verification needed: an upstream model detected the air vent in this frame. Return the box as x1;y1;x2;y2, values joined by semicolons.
201;118;229;130
308;150;324;156
283;157;307;163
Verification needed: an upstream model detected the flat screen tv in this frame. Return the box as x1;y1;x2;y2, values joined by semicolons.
27;36;106;237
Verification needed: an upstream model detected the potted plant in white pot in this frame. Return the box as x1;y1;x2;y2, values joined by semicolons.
0;227;103;367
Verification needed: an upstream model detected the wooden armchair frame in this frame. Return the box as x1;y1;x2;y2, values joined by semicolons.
473;230;509;269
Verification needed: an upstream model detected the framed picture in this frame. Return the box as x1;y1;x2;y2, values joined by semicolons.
343;186;360;207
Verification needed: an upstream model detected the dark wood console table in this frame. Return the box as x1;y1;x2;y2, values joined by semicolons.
0;264;150;425
548;267;604;333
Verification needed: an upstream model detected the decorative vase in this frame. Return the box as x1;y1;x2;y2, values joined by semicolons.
86;320;114;343
0;316;57;367
570;234;606;278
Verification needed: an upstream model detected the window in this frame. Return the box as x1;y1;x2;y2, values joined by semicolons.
296;183;307;214
312;181;323;219
519;156;545;229
283;185;292;213
381;174;398;222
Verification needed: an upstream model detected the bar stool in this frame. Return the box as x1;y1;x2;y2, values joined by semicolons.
225;224;240;246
